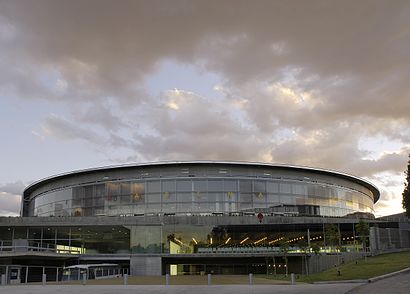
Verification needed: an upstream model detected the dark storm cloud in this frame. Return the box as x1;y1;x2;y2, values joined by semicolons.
0;0;409;215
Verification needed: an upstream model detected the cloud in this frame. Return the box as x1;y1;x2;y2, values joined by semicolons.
1;1;410;216
0;181;25;195
0;181;24;216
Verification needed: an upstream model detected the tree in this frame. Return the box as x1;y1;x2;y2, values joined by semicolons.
311;243;321;255
279;238;289;276
355;219;369;261
324;224;340;252
297;239;309;275
402;154;410;218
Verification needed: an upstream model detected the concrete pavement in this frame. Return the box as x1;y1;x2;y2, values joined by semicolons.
0;283;362;294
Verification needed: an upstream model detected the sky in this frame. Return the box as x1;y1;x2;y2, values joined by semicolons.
0;0;409;217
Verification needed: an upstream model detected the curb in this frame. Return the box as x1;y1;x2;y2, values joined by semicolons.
313;279;367;284
367;267;410;283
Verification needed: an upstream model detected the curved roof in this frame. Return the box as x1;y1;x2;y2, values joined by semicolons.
23;161;380;203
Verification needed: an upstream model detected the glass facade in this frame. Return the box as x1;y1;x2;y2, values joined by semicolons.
24;163;377;218
0;222;366;257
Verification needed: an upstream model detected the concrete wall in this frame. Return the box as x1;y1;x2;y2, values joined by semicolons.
130;255;162;276
370;227;410;251
308;252;362;274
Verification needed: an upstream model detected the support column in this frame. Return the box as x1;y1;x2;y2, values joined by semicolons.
130;256;161;276
25;267;28;284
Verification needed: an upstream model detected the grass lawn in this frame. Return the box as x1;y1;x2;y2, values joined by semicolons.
297;250;410;283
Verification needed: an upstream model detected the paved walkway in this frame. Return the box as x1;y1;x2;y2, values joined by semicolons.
0;283;362;294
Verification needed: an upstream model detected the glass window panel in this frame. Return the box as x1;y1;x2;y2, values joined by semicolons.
253;191;266;203
56;227;70;239
224;191;237;202
224;201;237;212
162;180;176;192
54;190;71;201
54;201;71;216
162;201;176;213
254;181;266;192
93;195;104;206
208;192;224;202
107;182;120;200
193;180;207;192
131;182;145;203
119;194;130;204
13;227;27;239
95;184;105;197
177;192;192;202
0;227;13;240
162;191;176;203
193;190;206;202
85;196;93;206
277;195;292;205
239;193;252;202
84;185;94;198
177;180;192;191
147;193;161;203
239;180;252;192
208;180;223;192
224;180;237;191
280;183;291;194
293;184;306;195
120;182;130;196
208;202;217;212
72;187;84;206
28;227;42;240
147;181;161;193
214;202;224;212
42;227;56;240
267;194;280;204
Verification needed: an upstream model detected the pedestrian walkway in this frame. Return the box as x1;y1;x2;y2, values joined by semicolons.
0;283;362;294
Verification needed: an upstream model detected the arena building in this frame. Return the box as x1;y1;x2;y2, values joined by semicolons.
22;161;379;218
1;161;409;283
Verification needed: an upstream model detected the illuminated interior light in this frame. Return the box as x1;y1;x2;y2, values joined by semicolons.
254;237;267;245
174;238;183;245
240;237;249;244
210;237;213;245
192;238;198;245
224;237;231;245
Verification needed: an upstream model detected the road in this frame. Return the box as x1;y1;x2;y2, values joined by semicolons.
347;271;410;294
0;283;361;294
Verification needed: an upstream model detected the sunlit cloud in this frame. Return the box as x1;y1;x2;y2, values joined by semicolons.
0;0;409;216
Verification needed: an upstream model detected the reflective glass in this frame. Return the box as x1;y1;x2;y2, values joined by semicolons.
177;180;192;191
280;183;291;194
208;180;223;192
239;181;252;192
224;180;238;191
147;181;161;193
